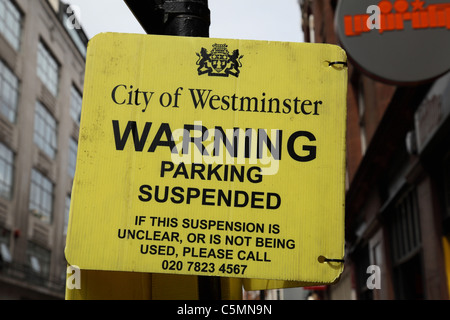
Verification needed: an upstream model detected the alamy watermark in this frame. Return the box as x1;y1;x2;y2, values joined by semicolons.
168;121;284;176
366;265;381;290
65;5;82;30
366;5;381;30
66;264;382;291
66;265;81;290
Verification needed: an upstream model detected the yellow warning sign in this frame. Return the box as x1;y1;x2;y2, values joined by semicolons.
65;33;347;284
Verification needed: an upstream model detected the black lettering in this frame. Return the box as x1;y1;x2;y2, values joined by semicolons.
267;193;281;209
287;131;317;162
160;161;174;177
221;95;230;110
217;189;232;206
159;92;172;107
240;96;258;112
314;100;322;115
209;95;221;109
182;124;209;155
202;188;216;206
282;99;292;114
212;127;239;157
113;120;152;151
231;94;239;111
294;97;301;114
111;84;126;104
244;128;252;158
171;186;185;204
229;166;244;182
268;98;280;113
173;162;189;179
173;87;183;108
140;244;149;254
189;89;212;109
234;191;249;207
251;192;265;209
247;166;263;183
127;85;134;105
134;89;141;106
207;164;222;181
148;123;177;153
187;188;201;204
257;129;282;160
142;91;154;112
154;185;169;203
138;185;152;202
301;100;312;114
191;163;206;180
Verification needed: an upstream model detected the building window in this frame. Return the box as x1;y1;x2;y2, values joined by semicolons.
26;242;50;284
34;101;57;159
0;0;22;50
70;86;82;124
63;6;87;58
68;138;77;178
0;226;12;264
0;142;13;199
37;41;59;96
389;187;424;299
0;59;19;123
29;169;53;223
64;195;70;235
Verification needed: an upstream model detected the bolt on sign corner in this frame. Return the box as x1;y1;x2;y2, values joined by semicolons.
64;33;347;284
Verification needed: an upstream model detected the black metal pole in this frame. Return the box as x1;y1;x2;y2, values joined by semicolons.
162;0;210;37
124;0;210;37
124;0;221;301
158;0;218;301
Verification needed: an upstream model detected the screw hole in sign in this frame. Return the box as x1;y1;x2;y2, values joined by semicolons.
318;255;345;263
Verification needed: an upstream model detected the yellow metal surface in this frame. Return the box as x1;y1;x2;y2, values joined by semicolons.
65;269;152;300
443;236;450;298
65;33;347;284
65;267;242;300
243;279;312;291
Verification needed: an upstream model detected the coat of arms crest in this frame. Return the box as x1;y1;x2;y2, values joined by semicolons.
196;43;243;77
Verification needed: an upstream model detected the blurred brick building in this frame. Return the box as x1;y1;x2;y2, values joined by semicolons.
300;0;450;299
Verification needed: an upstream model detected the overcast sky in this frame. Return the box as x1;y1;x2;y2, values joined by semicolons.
62;0;304;43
